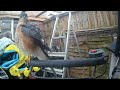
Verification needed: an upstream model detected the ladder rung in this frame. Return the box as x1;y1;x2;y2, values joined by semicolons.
52;36;66;39
44;68;63;75
48;52;66;57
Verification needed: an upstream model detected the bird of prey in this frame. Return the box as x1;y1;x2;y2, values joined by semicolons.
15;11;50;59
15;11;57;77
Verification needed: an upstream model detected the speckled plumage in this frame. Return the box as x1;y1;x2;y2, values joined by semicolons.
15;11;51;61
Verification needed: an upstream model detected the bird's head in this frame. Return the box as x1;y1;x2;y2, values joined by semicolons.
18;11;29;24
20;11;28;18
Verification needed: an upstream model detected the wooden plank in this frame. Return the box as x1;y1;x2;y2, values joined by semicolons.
98;11;101;28
93;11;98;28
83;11;87;29
88;11;92;29
74;13;78;31
107;11;112;26
97;11;101;28
111;11;115;26
99;11;104;28
104;11;110;27
86;11;89;29
101;11;106;27
35;11;47;17
77;12;81;30
44;11;118;31
80;12;84;30
76;26;117;32
102;11;107;27
87;11;92;29
91;11;95;29
114;11;118;25
76;12;79;30
0;15;47;21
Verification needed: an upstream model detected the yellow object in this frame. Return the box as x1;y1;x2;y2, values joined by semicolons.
9;66;21;77
23;67;30;77
4;44;41;77
32;67;40;72
4;44;30;77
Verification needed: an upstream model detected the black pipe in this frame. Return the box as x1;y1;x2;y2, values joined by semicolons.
28;54;108;67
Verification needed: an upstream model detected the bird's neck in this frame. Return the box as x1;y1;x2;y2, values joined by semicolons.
18;18;29;25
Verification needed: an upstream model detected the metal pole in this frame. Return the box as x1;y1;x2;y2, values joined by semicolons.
64;12;71;59
109;53;118;78
63;12;71;78
11;19;14;40
49;15;59;48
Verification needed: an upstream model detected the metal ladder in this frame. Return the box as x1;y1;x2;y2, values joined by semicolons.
45;11;81;78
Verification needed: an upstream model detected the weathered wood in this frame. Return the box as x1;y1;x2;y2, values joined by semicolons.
93;11;98;28
35;11;47;17
43;11;118;78
44;11;118;31
0;15;46;21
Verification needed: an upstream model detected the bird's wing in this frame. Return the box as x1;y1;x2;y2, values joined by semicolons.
20;22;51;57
